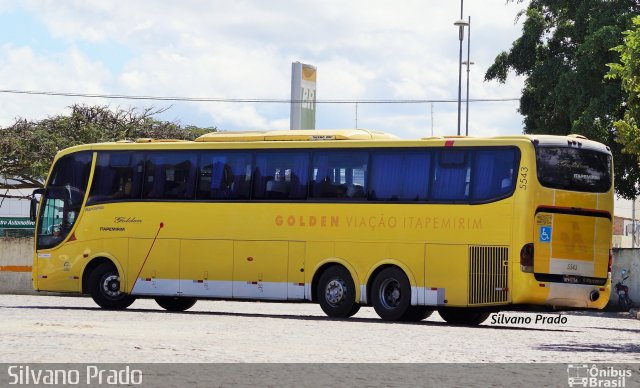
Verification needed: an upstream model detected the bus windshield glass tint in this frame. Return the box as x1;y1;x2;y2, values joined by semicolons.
536;147;612;193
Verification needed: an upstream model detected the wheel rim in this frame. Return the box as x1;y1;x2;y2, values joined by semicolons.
100;272;122;299
325;278;347;306
379;278;402;309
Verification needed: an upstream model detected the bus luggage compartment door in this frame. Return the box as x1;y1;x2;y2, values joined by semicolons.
533;210;610;280
232;241;288;300
129;238;180;295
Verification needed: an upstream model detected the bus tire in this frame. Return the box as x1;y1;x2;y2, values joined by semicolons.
372;267;412;321
348;303;362;317
88;262;135;310
402;306;434;322
437;308;490;326
155;297;197;312
317;265;359;318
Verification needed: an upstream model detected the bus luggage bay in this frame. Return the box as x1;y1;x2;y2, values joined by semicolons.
31;129;613;325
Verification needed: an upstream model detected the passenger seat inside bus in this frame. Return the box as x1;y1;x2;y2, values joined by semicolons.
313;177;336;197
266;180;289;198
346;184;365;198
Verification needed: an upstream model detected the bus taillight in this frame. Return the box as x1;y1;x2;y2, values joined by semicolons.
608;249;613;274
520;243;534;273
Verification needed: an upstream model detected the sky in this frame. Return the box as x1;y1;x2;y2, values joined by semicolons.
0;0;529;139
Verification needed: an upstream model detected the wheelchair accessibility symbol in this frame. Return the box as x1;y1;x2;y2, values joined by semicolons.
539;226;552;243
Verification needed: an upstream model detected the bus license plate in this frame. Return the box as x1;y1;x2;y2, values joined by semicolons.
563;275;579;284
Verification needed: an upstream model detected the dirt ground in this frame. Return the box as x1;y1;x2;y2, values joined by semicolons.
1;294;638;363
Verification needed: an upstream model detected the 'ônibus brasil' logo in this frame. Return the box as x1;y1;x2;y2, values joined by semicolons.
567;364;632;387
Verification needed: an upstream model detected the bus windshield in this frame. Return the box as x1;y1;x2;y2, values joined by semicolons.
36;152;93;249
536;147;612;193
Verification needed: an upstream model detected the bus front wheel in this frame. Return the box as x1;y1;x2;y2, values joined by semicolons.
155;297;197;312
437;308;490;326
88;262;135;310
372;267;412;321
317;265;359;318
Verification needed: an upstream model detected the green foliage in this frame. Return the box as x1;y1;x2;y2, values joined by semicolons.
486;0;640;199
0;105;216;188
607;16;640;164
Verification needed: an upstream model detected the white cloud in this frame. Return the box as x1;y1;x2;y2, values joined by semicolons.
0;43;112;126
1;0;530;137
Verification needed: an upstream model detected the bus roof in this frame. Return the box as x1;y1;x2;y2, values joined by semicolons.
194;129;399;142
52;130;611;157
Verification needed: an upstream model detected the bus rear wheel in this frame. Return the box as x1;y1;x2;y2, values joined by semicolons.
437;308;490;326
372;267;412;321
317;265;359;318
88;262;135;310
155;297;197;312
402;306;434;322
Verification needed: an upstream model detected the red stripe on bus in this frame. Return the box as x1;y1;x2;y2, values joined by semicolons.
0;265;32;272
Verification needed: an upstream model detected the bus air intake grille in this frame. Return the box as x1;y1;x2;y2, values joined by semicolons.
468;246;509;305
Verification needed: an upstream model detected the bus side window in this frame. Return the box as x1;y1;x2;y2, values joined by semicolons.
470;149;518;201
369;151;430;201
143;152;197;200
310;150;368;200
197;152;252;200
431;150;470;201
88;152;143;203
253;151;309;200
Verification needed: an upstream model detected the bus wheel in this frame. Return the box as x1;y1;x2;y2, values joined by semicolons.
155;297;197;312
348;304;361;317
437;308;490;326
372;267;412;321
88;262;135;310
317;265;359;318
402;306;434;322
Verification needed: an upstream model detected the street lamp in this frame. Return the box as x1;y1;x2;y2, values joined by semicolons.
463;17;472;136
462;16;472;136
454;18;469;136
462;60;474;136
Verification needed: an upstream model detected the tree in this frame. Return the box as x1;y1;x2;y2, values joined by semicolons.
607;16;640;163
0;105;215;188
485;0;640;199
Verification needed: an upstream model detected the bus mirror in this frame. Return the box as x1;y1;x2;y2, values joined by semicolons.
30;189;44;222
29;197;38;221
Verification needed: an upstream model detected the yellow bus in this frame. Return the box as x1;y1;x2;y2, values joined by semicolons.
31;129;613;325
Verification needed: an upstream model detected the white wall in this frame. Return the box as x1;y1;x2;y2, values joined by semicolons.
609;248;640;309
0;237;34;294
0;189;31;217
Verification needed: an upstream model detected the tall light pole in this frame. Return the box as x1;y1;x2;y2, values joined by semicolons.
463;15;472;136
463;59;474;136
454;12;469;136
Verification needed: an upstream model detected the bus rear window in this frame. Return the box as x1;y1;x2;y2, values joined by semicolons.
536;147;612;193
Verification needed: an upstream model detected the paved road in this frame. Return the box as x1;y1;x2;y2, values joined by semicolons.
1;294;638;363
